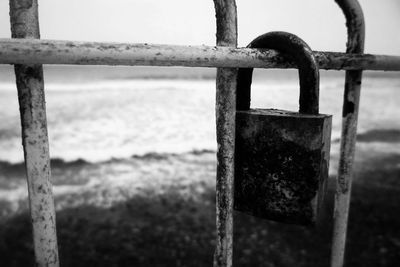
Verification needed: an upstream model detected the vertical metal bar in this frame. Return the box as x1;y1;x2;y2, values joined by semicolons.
212;1;238;267
331;1;365;267
9;1;60;266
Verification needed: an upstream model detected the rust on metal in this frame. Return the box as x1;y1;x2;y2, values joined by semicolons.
9;0;60;266
1;39;400;71
331;1;365;267
234;32;331;226
235;110;331;225
236;31;320;114
213;0;237;267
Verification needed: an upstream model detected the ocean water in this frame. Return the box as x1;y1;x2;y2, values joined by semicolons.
0;65;399;216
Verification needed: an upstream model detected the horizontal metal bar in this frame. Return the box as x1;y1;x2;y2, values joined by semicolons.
1;38;400;71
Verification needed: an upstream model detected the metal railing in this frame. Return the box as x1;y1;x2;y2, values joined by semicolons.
331;1;365;267
1;39;400;70
9;0;59;266
1;0;399;266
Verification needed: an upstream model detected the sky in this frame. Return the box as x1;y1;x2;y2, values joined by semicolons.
0;0;399;55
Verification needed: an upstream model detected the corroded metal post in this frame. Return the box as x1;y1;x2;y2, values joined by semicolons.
213;0;238;266
331;1;365;267
9;0;60;266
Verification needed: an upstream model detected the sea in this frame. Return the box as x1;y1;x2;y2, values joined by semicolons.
0;65;399;217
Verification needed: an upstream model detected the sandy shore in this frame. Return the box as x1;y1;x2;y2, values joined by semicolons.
0;131;399;266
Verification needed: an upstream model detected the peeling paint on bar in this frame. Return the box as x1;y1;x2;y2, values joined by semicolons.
213;1;237;267
1;38;400;71
331;1;365;267
9;0;60;266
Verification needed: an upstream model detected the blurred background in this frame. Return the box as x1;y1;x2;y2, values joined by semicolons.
0;0;399;266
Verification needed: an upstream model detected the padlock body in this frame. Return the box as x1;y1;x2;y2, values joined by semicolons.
235;108;332;225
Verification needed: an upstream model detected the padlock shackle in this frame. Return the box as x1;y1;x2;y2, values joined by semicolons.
236;31;320;115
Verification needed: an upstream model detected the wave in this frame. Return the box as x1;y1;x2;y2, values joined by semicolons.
0;149;216;175
130;149;215;160
331;129;400;144
0;158;89;177
356;129;400;143
3;127;400;169
104;73;216;81
0;79;216;92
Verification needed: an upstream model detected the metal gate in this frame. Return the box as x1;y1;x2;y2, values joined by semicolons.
1;0;400;266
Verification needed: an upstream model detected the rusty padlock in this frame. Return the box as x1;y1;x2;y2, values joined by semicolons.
234;31;332;226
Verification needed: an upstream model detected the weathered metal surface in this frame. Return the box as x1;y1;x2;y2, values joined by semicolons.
331;1;365;267
235;110;331;225
9;0;60;267
234;32;331;226
213;0;237;267
236;32;320;114
1;38;400;71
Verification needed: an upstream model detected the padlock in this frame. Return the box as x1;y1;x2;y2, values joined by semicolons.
234;31;332;226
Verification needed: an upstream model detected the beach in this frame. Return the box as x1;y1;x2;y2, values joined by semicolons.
0;65;399;266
